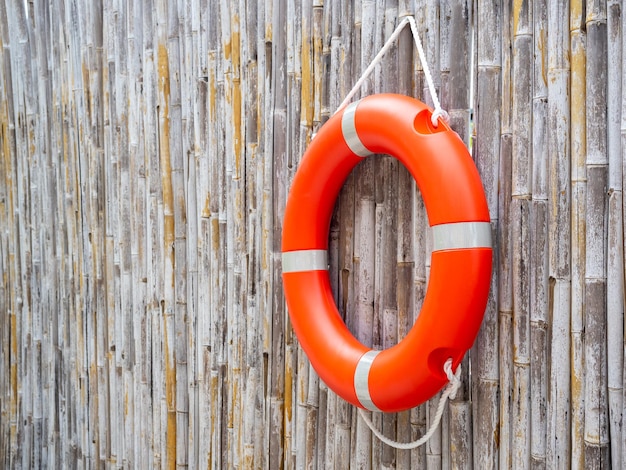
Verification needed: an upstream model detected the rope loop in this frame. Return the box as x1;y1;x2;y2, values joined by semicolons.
336;16;456;450
358;358;461;450
430;107;450;127
335;15;447;127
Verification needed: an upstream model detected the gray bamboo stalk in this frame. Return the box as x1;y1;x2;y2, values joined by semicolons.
498;0;515;467
443;2;473;468
547;0;573;467
374;8;401;469
622;3;626;465
530;0;549;467
584;1;609;467
269;0;288;466
471;1;503;468
511;1;533;468
420;3;445;468
606;3;624;470
350;3;377;468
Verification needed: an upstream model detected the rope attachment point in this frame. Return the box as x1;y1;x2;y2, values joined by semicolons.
358;358;461;450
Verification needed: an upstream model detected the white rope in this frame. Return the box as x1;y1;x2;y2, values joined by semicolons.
331;16;457;448
335;16;449;127
358;359;461;450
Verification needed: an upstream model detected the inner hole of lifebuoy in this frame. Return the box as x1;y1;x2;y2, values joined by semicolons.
328;153;429;350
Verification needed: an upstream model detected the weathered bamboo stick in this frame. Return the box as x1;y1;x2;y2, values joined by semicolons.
441;2;474;468
622;1;626;465
584;1;609;466
511;1;533;467
471;1;503;468
546;0;573;467
348;3;377;468
395;9;416;468
0;1;19;467
269;0;288;466
568;0;586;467
530;0;549;467
606;3;624;470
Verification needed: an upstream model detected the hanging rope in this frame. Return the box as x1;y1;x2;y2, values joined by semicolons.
358;359;461;450
332;15;457;448
335;15;449;127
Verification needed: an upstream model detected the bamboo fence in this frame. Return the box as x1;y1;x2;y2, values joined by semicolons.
0;0;624;468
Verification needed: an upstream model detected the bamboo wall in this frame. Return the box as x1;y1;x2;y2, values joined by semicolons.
0;0;624;468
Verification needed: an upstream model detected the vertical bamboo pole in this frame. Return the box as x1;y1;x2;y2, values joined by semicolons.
0;7;12;462
350;2;377;469
284;0;302;466
396;3;415;469
547;0;572;467
499;0;515;467
155;0;178;467
182;0;200;465
606;3;624;469
443;2;474;468
622;4;626;466
0;1;19;467
568;0;585;467
269;0;288;467
423;5;445;469
471;1;503;469
584;0;609;466
530;0;549;467
325;2;355;468
511;1;533;468
375;6;402;469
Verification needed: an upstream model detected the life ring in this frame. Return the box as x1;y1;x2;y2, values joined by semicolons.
281;94;492;413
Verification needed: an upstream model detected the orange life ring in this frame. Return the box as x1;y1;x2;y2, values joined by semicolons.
281;94;492;413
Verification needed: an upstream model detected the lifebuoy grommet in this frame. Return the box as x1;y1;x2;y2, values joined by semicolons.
281;94;492;413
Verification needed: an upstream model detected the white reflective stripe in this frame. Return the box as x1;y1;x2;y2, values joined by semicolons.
282;250;328;273
341;101;373;157
431;221;492;252
354;350;382;412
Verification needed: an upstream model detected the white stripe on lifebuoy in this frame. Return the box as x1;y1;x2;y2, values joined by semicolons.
281;249;328;273
431;221;492;252
341;101;372;158
354;350;382;412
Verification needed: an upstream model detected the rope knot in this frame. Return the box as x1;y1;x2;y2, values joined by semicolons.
443;358;461;400
358;358;463;450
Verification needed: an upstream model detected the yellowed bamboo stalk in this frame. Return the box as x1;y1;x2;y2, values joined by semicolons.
568;0;586;467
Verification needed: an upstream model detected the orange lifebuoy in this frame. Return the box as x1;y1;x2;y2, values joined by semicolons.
281;94;492;413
